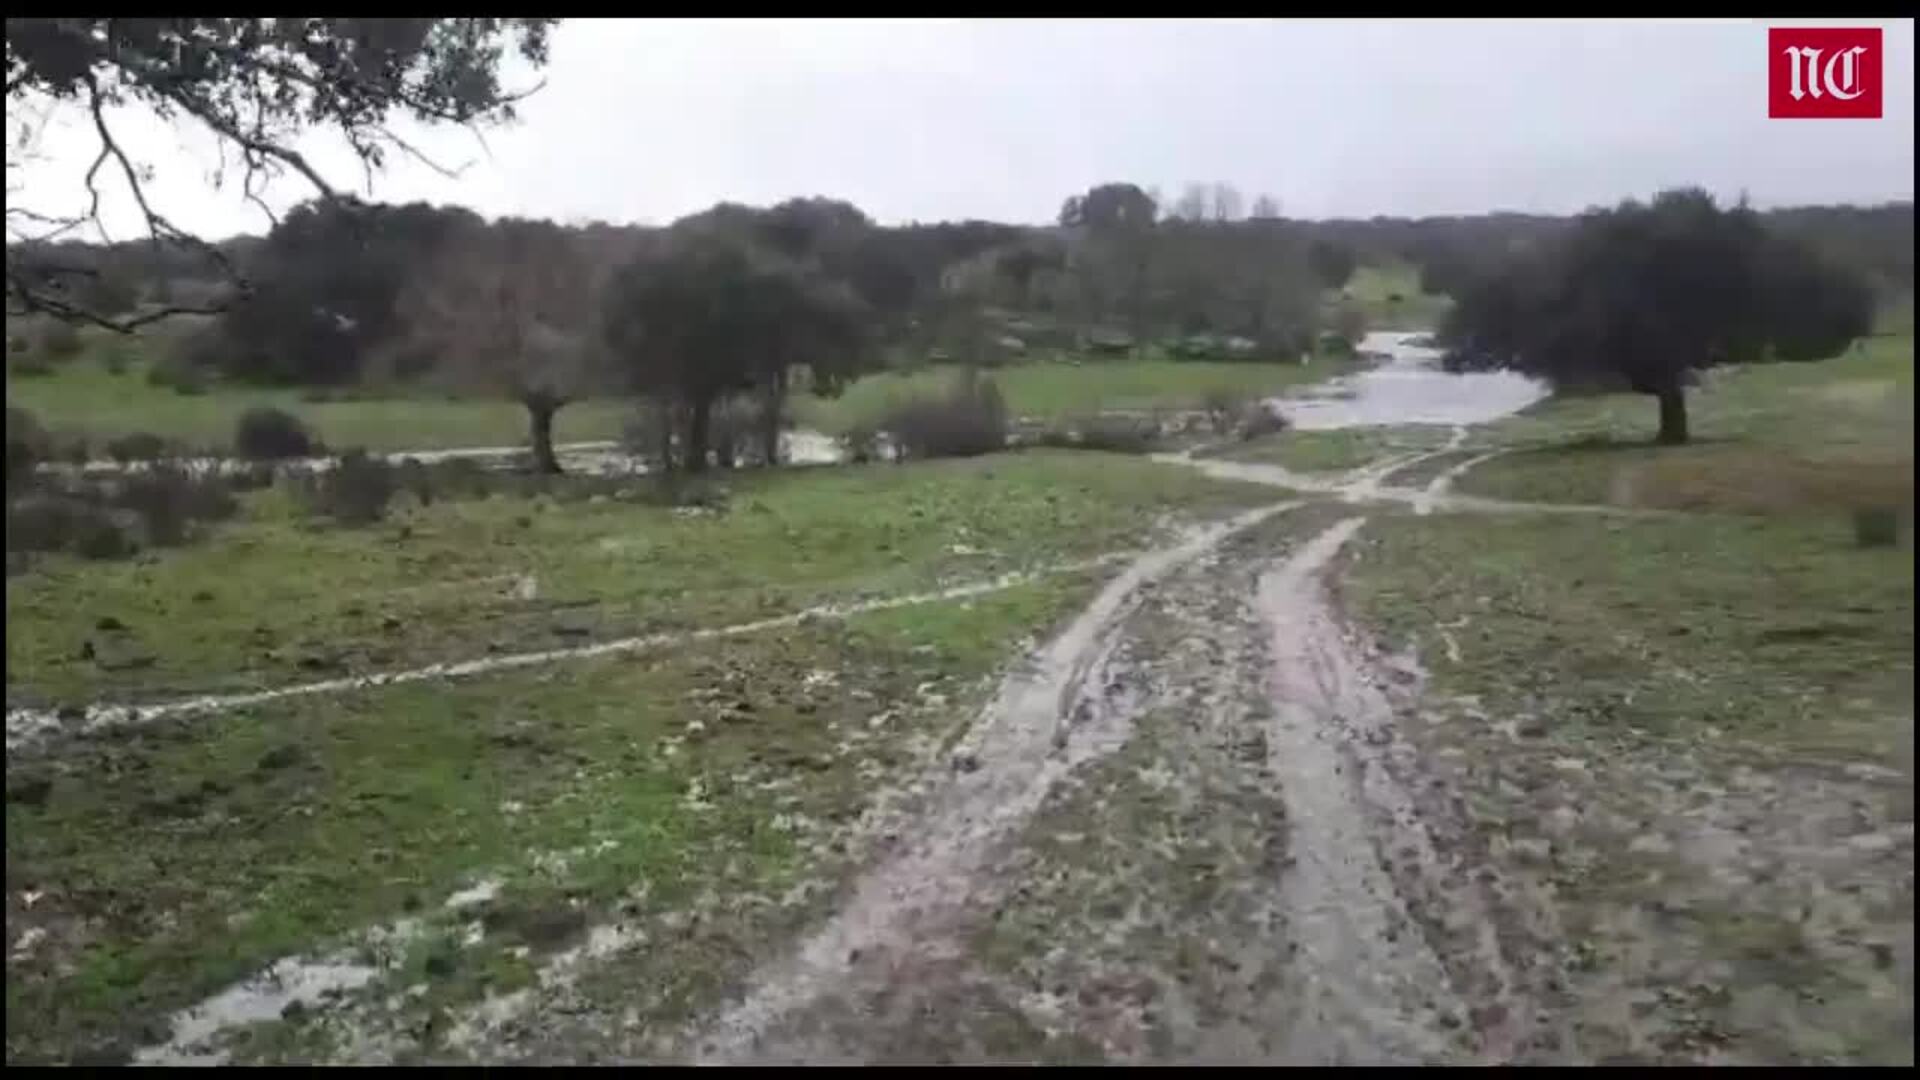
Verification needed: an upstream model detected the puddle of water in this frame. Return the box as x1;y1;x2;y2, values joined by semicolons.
1274;332;1547;431
445;879;504;912
133;917;422;1067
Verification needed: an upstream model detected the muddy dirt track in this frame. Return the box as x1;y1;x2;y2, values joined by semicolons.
662;441;1573;1065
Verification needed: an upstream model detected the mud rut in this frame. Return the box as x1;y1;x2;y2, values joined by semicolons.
671;435;1576;1064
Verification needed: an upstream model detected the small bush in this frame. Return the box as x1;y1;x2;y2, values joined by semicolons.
58;436;92;467
7;407;51;489
235;407;317;461
6;496;137;560
427;457;494;501
101;345;131;375
147;353;211;395
40;322;83;359
309;450;395;526
1237;402;1290;441
879;368;1008;461
105;432;171;465
110;464;238;546
150;330;224;395
72;509;140;560
1854;506;1900;548
1202;389;1251;435
10;353;53;377
394;457;433;507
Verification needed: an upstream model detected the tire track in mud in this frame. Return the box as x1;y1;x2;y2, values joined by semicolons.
686;502;1300;1064
1254;515;1544;1063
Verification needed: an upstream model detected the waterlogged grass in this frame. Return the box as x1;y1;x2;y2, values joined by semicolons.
1342;509;1913;763
6;353;629;454
6;451;1282;706
795;356;1357;434
4;572;1101;1064
1459;336;1914;516
1339;503;1913;1064
1211;424;1457;473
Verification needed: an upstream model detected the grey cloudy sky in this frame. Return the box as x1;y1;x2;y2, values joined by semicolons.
13;17;1916;239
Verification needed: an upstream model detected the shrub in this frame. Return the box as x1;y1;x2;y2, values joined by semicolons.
394;457;434;507
6;495;137;560
427;457;494;501
309;450;395;526
6;407;51;489
1202;388;1251;435
147;352;211;395
1237;402;1290;441
1854;506;1900;548
58;435;92;468
235;407;318;461
105;432;171;465
110;464;238;546
72;509;140;560
150;328;225;395
878;368;1008;461
40;322;83;359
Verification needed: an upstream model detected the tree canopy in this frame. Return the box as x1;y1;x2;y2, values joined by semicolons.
1441;188;1875;443
5;17;556;329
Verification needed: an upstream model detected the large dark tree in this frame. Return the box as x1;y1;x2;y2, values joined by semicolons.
215;198;479;385
1442;188;1874;444
5;17;556;330
602;233;870;473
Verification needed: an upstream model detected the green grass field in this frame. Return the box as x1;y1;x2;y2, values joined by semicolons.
6;451;1282;706
1458;335;1914;516
1338;261;1452;331
6;353;632;454
11;335;1358;453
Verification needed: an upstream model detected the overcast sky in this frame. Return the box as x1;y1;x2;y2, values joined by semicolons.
10;17;1916;240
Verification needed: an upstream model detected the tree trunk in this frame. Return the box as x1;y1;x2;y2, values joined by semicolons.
762;370;787;467
686;396;712;474
1655;383;1689;445
525;395;562;474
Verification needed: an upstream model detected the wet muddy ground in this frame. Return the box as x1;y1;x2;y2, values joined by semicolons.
11;334;1910;1065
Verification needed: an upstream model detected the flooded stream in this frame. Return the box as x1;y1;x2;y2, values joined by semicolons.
1274;331;1547;430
